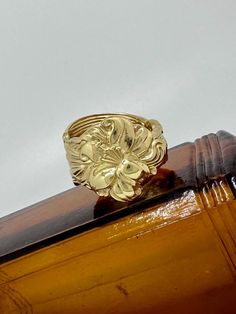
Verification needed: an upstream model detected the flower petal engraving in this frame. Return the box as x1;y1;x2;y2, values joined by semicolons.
132;125;152;158
103;117;135;151
65;116;167;201
89;164;116;190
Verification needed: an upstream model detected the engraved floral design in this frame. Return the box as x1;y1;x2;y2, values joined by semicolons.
65;117;167;202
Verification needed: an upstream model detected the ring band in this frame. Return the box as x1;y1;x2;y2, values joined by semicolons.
63;113;167;202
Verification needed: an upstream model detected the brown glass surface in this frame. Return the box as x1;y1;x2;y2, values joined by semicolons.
0;130;235;264
0;130;236;314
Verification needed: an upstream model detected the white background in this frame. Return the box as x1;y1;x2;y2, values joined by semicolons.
0;0;235;218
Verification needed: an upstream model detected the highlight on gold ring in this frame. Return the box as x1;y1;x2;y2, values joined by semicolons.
63;113;167;202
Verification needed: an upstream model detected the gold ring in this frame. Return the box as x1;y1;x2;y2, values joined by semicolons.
63;113;167;202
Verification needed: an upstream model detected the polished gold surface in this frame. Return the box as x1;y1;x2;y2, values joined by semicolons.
63;113;167;201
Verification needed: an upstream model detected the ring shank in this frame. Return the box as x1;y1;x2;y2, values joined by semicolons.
64;113;148;140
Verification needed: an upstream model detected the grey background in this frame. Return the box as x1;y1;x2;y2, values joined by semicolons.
0;0;235;218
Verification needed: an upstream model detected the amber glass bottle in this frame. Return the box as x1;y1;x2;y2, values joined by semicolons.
0;131;235;314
